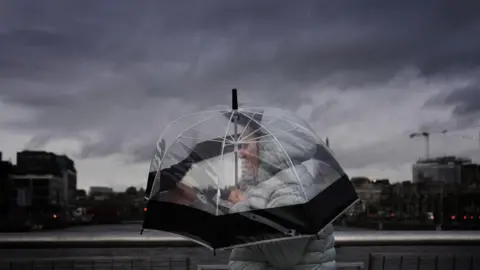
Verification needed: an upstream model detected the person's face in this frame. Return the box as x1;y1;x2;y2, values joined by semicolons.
239;128;259;174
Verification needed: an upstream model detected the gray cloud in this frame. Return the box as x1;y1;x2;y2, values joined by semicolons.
424;80;480;131
1;0;480;170
445;83;480;116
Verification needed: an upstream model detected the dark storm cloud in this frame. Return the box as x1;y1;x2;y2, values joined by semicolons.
424;80;480;131
444;83;480;116
1;0;480;161
200;1;480;86
129;143;156;164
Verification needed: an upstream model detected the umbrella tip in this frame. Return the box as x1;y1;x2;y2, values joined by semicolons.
232;88;238;110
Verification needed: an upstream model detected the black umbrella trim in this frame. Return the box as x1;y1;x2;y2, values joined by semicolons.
142;173;357;250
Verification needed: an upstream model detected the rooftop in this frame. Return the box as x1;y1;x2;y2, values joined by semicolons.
416;155;473;165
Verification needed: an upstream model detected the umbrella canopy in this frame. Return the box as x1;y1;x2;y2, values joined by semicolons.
142;90;358;250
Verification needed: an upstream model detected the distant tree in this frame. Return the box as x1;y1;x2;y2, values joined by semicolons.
125;186;138;196
76;189;87;197
375;179;391;185
351;177;371;186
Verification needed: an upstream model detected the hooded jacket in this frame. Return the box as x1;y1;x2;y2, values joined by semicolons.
228;118;337;270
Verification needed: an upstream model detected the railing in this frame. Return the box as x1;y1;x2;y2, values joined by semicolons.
197;262;365;269
368;253;477;270
196;254;479;270
2;230;480;249
1;231;479;270
0;256;190;270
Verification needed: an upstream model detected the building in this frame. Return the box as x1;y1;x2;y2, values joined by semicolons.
89;186;114;195
89;186;114;200
461;163;480;186
412;155;480;187
410;156;480;221
379;180;421;218
352;177;388;203
10;151;77;208
412;156;471;184
351;177;388;215
0;153;14;210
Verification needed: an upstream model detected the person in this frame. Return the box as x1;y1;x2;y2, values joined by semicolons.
227;124;337;270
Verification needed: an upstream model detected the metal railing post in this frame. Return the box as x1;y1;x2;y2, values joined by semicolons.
367;253;374;270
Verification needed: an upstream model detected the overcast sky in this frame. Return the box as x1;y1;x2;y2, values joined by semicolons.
1;1;480;190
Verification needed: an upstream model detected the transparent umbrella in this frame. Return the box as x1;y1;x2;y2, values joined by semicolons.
142;89;359;251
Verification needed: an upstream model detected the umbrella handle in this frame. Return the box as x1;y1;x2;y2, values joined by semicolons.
232;88;238;110
232;89;240;187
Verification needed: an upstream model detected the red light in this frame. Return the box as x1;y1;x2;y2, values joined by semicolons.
451;216;456;220
143;207;147;212
53;214;57;219
464;216;467;220
431;215;435;220
471;216;474;220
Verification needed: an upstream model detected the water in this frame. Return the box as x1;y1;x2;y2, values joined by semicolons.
0;224;479;270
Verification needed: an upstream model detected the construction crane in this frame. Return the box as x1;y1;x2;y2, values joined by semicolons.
410;129;480;160
409;132;430;159
441;130;480;149
409;130;448;159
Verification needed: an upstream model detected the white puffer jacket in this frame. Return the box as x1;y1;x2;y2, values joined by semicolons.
228;118;337;270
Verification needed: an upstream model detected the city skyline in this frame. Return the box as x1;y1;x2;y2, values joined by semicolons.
1;1;480;190
1;148;479;192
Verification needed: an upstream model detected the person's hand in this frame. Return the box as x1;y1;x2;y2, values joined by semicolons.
170;183;197;205
228;189;246;204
